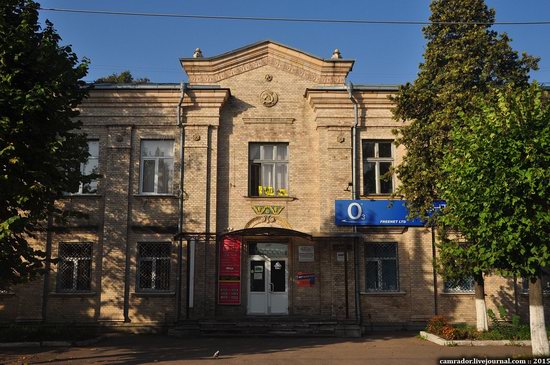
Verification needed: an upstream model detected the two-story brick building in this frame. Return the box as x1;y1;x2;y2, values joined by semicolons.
1;41;546;334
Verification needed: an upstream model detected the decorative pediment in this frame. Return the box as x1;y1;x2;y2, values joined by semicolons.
180;40;354;85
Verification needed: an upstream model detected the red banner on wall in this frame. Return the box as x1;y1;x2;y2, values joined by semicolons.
218;236;241;305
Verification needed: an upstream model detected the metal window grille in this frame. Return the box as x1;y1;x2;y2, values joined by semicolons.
444;277;475;293
362;140;394;195
365;243;399;292
137;242;171;291
57;243;93;292
249;143;289;197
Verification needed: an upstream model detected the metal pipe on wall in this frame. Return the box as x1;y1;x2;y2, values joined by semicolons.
176;82;186;322
431;225;438;315
123;126;134;323
41;209;53;322
347;82;362;325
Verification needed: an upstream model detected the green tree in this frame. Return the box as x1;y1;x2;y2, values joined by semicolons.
439;84;550;355
95;70;150;84
0;0;89;288
393;0;538;218
436;236;490;331
392;0;538;331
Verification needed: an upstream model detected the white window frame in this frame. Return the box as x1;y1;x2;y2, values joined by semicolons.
365;242;399;292
137;242;172;292
362;140;394;195
139;140;174;195
249;143;289;197
57;242;93;292
75;140;99;195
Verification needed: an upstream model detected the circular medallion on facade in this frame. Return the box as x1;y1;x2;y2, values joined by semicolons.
260;90;278;107
265;74;273;82
337;135;345;143
193;133;201;141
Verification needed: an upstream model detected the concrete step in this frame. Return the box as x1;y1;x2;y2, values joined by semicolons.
169;320;360;338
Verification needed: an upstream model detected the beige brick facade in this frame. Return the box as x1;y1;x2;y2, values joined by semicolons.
1;40;547;330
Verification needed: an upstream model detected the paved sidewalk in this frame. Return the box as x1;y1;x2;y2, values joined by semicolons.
0;332;533;365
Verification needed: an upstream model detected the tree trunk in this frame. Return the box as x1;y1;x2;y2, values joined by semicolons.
474;273;489;332
529;274;550;356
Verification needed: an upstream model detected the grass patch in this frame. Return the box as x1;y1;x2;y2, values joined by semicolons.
426;315;550;341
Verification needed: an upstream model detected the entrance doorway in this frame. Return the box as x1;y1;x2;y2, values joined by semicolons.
247;243;288;315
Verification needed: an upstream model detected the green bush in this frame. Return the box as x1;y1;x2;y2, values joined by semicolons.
426;315;449;337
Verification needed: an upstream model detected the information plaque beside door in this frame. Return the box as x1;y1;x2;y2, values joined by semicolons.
218;236;241;305
298;246;315;262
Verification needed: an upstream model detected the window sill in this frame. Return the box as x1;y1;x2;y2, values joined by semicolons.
520;292;550;297
0;292;15;297
359;195;394;199
131;291;175;297
62;194;102;198
50;292;97;297
134;194;178;198
244;196;297;201
360;291;407;296
441;292;475;295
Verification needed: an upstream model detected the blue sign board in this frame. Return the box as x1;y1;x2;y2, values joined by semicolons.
335;200;444;227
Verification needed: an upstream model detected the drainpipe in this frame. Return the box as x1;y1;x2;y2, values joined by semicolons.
41;208;53;322
347;82;362;326
176;82;186;322
431;224;438;315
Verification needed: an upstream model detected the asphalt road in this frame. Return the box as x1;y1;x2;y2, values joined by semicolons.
0;332;534;365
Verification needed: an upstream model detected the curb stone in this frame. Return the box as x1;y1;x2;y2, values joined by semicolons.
0;336;104;348
419;331;532;347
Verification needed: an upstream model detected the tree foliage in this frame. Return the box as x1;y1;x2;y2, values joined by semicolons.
0;0;89;288
392;0;538;219
438;83;550;278
95;70;150;84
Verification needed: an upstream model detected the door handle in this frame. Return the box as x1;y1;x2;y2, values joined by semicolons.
270;283;274;292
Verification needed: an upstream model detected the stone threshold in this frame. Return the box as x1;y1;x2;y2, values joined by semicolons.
0;335;104;348
419;331;533;347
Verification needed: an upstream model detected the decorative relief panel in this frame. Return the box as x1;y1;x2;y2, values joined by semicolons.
259;90;278;107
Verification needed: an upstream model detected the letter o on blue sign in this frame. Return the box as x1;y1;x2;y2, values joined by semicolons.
347;202;362;220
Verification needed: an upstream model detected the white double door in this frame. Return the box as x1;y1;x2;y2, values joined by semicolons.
248;255;288;315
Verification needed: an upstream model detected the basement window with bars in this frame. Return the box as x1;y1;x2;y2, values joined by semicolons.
365;242;399;292
57;243;93;292
444;276;475;293
137;242;171;291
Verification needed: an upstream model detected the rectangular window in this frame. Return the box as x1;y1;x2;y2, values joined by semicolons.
365;243;399;292
137;243;171;291
76;140;99;194
140;140;174;194
57;243;93;292
362;140;394;195
249;143;289;197
444;277;475;293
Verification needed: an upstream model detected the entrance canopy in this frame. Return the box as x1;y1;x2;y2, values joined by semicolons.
222;227;312;240
174;227;312;241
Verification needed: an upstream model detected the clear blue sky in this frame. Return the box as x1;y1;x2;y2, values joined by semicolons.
38;0;550;85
